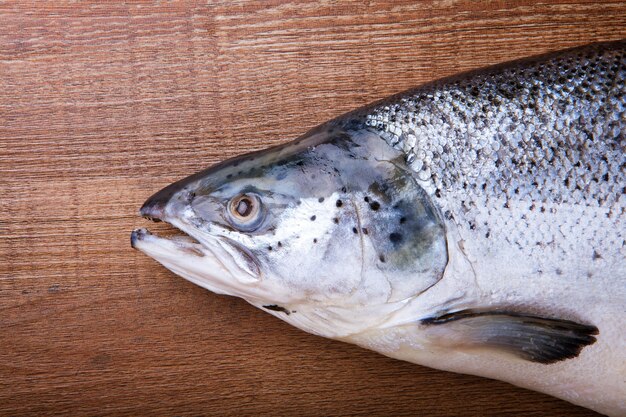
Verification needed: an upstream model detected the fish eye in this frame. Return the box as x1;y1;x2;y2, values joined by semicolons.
227;193;264;231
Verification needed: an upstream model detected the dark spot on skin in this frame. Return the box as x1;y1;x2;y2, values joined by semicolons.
263;305;290;315
341;186;347;193
369;201;380;211
310;215;316;221
556;268;563;276
503;201;510;209
469;222;476;230
389;232;402;244
362;228;368;235
318;197;324;203
540;206;546;213
364;196;370;203
333;217;339;224
485;231;491;238
435;189;442;198
399;217;406;224
297;161;304;166
268;246;273;251
313;238;318;243
336;200;343;207
352;227;358;234
277;241;282;248
227;174;233;179
593;250;602;260
379;255;386;263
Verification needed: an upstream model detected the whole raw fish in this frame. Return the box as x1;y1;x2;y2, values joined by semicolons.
132;40;625;415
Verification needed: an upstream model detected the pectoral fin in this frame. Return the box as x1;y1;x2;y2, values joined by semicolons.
421;310;598;364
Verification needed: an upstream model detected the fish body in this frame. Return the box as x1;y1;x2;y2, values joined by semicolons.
132;41;626;415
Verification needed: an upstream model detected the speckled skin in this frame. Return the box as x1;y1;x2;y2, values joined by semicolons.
346;41;624;282
338;40;625;415
133;41;625;416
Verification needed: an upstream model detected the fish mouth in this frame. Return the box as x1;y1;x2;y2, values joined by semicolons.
132;197;265;299
132;200;202;251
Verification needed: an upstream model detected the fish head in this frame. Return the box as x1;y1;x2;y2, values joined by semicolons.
132;127;448;337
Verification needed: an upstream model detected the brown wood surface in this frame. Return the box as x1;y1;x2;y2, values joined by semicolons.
1;1;624;416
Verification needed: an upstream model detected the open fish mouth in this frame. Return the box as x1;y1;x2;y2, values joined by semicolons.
131;202;264;299
132;201;205;257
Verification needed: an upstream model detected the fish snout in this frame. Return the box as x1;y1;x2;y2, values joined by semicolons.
139;198;166;222
139;174;200;221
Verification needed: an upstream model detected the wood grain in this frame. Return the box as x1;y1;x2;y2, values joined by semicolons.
1;1;624;415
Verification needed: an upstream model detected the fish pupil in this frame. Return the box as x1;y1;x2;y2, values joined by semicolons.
236;198;253;217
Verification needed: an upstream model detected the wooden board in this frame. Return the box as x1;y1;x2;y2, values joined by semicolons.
1;1;624;415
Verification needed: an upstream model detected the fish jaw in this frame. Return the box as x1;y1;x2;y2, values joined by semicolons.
131;228;255;298
132;228;230;295
131;214;276;302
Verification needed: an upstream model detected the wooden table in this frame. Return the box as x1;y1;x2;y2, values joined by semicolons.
1;2;623;415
